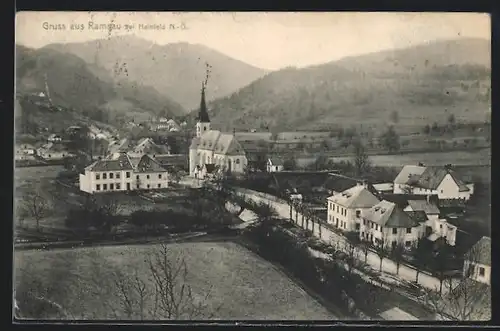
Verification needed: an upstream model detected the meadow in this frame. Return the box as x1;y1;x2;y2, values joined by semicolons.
14;242;336;320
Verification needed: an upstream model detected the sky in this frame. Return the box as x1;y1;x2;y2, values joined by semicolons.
16;12;490;70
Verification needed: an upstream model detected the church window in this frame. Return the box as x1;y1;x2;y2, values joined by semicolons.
236;159;240;164
204;127;207;131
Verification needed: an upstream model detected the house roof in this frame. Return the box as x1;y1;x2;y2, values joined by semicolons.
133;155;166;173
407;199;440;215
197;130;246;156
394;165;427;185
153;154;187;167
88;153;134;171
405;211;429;223
466;236;491;265
394;165;470;192
268;157;284;166
328;184;381;209
204;163;217;173
132;138;169;155
364;200;420;228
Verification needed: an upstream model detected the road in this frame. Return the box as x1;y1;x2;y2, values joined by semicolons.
237;188;459;294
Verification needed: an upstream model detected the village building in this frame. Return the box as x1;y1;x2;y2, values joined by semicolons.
463;236;491;286
36;142;72;160
326;182;381;232
15;143;37;161
393;164;474;200
79;153;169;194
267;157;284;172
126;137;170;158
193;163;221;180
360;200;424;249
47;133;62;142
189;83;248;177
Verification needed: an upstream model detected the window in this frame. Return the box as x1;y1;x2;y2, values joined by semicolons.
147;184;150;189
136;175;139;180
96;184;101;191
356;210;361;218
103;173;107;179
361;232;365;238
355;224;360;230
116;183;121;190
371;223;374;229
116;172;120;179
204;127;207;131
405;241;411;247
440;224;443;229
126;172;130;178
392;228;397;234
110;183;114;190
375;225;379;231
110;173;114;179
336;205;339;213
406;227;412;234
103;184;107;190
95;173;100;180
363;219;366;225
158;174;162;179
441;190;443;193
236;158;240;164
137;184;140;189
479;267;485;276
147;175;150;179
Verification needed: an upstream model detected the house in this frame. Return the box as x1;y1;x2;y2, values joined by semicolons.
326;182;381;232
193;163;220;180
79;153;169;194
189;83;247;176
383;194;457;246
267;157;284;172
15;143;37;161
360;200;424;249
463;236;491;286
37;142;72;160
127;137;170;158
393;165;474;200
47;134;62;142
153;154;189;171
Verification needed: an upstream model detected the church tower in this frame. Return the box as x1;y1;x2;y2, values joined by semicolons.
196;82;210;138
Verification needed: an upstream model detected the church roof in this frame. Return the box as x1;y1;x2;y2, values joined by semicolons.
197;130;246;156
198;83;210;123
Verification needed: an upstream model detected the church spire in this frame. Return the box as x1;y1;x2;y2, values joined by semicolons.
198;82;210;123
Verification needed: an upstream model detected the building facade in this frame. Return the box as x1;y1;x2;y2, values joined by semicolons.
326;183;380;232
79;153;169;194
189;83;248;177
267;157;284;172
464;236;491;285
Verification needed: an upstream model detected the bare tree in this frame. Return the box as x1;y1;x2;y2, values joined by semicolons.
359;239;371;264
146;244;219;319
373;232;390;272
342;239;360;276
23;188;51;231
352;140;371;177
390;233;407;275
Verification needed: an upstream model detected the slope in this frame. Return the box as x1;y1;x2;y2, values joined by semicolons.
44;35;269;110
204;38;491;133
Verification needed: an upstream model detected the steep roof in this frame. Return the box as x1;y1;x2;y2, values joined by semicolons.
407;199;440;215
328;184;380;209
268;156;284;166
134;155;167;173
405;211;429;223
466;236;491;265
88;153;134;171
198;130;246;156
364;200;420;228
189;136;200;149
394;165;427;185
198;83;210;123
132;138;170;155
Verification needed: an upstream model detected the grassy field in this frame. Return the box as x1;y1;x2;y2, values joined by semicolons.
15;242;336;320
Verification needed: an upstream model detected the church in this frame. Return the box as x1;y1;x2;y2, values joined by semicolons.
189;83;248;178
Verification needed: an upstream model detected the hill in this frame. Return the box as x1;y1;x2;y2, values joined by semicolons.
44;35;269;110
203;38;491;133
15;44;186;126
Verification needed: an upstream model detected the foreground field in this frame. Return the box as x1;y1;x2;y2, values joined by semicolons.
15;242;336;320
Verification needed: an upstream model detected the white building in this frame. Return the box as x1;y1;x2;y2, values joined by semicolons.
393;165;474;200
79;153;169;194
15;143;37;161
47;134;62;142
127;137;170;158
37;142;72;160
326;183;380;232
464;236;491;286
267;157;284;172
189;83;247;177
360;200;424;250
193;163;220;180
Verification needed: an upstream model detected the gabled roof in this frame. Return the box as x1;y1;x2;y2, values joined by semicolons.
407;199;440;215
328;184;380;209
197;130;245;156
88;153;134;171
268;157;284;166
405;211;429;223
394;165;427;185
132;138;170;155
364;200;420;228
134;155;166;173
466;236;491;265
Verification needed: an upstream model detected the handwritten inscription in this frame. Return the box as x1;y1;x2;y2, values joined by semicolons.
42;21;188;31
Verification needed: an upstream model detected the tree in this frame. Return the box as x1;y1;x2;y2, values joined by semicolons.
359;239;371;264
413;238;432;284
379;126;400;152
23;188;51;231
283;156;297;171
352;140;371;177
313;153;330;170
390;235;406;275
342;239;360;276
390;110;399;124
373;232;390;272
432;245;455;295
